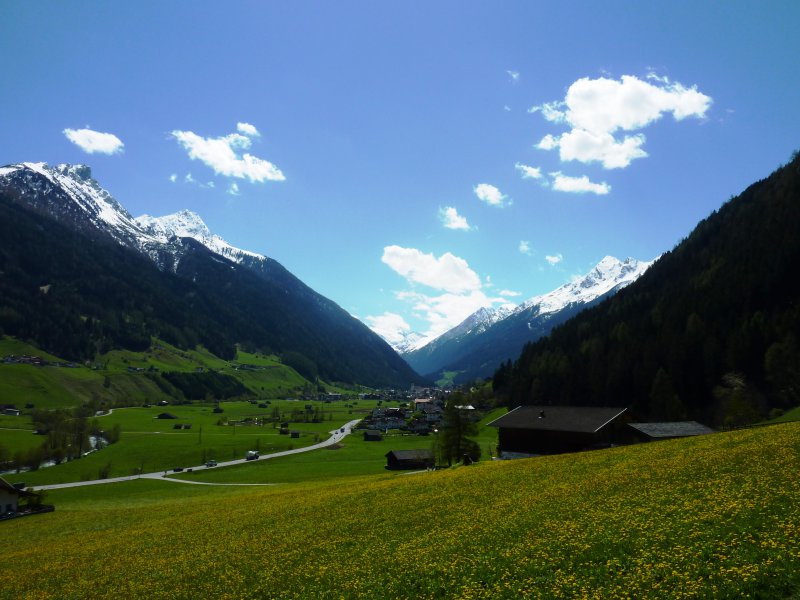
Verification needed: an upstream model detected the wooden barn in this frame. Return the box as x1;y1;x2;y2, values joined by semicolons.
488;405;629;456
385;449;435;470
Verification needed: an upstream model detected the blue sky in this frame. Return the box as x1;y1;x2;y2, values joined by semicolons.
2;1;799;346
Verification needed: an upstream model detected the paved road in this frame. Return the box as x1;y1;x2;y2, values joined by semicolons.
35;419;362;490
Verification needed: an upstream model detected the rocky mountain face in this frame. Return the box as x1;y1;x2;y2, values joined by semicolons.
401;256;654;383
0;162;422;387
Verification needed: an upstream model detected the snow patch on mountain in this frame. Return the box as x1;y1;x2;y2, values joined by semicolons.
390;331;427;355
518;256;653;317
135;210;265;265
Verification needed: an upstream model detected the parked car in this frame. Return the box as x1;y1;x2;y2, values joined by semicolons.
206;460;217;467
245;450;259;461
173;467;184;472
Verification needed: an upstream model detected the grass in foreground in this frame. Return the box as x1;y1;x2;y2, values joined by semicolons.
2;422;798;599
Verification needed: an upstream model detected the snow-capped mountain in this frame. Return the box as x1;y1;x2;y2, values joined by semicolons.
0;161;422;387
381;304;517;355
401;256;654;382
389;330;427;355
135;210;266;267
0;163;265;272
0;163;160;251
517;256;653;317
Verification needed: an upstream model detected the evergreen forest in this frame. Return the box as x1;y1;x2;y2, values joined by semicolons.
494;152;800;426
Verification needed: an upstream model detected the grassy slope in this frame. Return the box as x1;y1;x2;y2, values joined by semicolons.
0;336;320;411
2;422;798;599
173;431;439;484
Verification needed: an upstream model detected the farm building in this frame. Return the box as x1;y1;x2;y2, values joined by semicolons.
627;421;714;441
488;405;629;457
364;430;383;442
0;477;37;516
385;449;435;470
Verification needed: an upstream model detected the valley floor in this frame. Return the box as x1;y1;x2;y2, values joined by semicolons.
2;421;798;599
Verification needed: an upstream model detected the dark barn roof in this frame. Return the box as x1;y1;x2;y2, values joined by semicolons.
488;406;628;433
629;421;714;439
386;449;434;461
0;477;37;497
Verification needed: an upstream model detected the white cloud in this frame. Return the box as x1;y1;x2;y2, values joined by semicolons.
169;174;177;183
382;246;481;294
519;240;532;255
515;162;543;179
227;182;240;196
499;289;522;297
363;312;412;345
529;101;567;123
171;126;285;183
542;129;648;169
181;172;215;189
507;70;520;83
439;206;471;231
474;183;510;207
532;74;711;169
381;246;516;340
63;128;124;155
236;122;260;137
545;253;563;265
550;172;611;195
536;134;559;151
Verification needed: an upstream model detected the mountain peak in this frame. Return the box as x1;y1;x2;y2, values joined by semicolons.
55;164;92;181
136;210;211;239
523;255;654;314
0;161;266;271
135;211;265;263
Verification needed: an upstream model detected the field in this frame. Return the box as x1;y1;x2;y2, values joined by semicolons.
194;406;499;485
3;399;403;486
2;422;798;599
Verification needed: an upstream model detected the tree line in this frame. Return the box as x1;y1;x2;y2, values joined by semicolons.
494;152;800;426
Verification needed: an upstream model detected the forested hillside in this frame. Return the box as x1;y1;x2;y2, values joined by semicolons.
0;194;420;388
495;152;800;426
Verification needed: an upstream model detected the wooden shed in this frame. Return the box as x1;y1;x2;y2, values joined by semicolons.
363;430;383;442
488;405;629;456
385;449;435;470
627;421;714;442
0;477;37;516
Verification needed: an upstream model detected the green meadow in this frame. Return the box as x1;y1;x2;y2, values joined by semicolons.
0;336;350;411
2;422;798;599
3;398;406;486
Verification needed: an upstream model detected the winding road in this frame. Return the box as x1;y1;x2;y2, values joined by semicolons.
35;419;362;491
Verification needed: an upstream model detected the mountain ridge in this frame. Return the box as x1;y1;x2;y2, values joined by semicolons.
399;255;653;383
0;162;423;387
497;152;800;424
